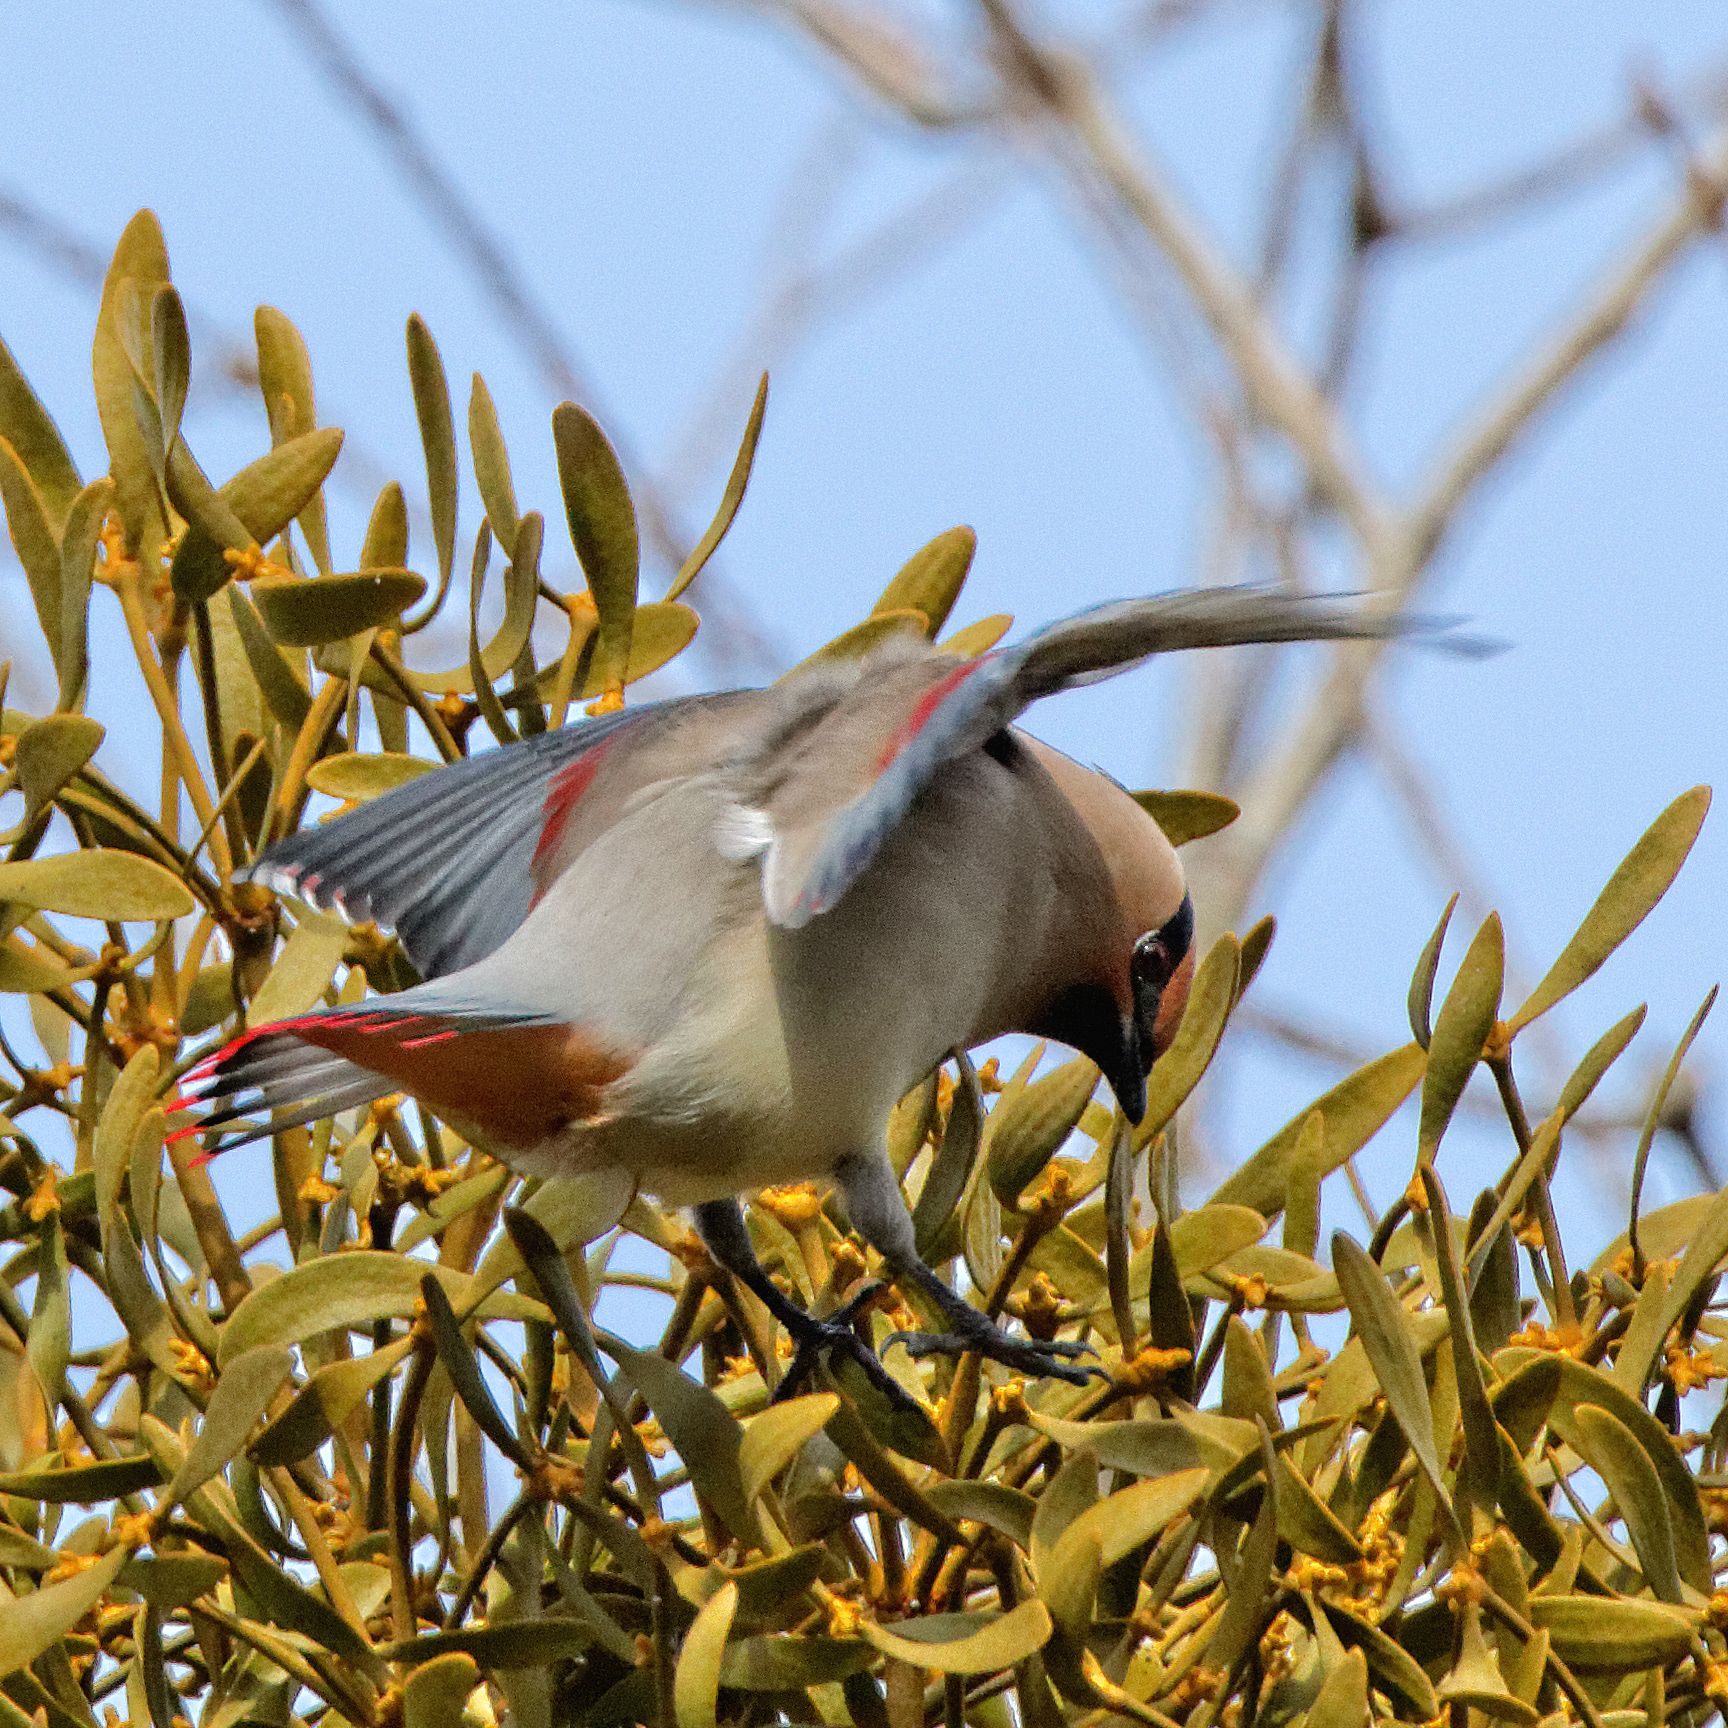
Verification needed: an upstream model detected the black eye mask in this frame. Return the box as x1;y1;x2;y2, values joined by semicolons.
1131;891;1195;1062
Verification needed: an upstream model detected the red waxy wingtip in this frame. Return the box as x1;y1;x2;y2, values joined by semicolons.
532;740;618;879
189;1147;218;1169
872;657;986;774
166;1121;205;1146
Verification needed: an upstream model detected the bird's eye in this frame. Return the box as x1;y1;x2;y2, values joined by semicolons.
1132;929;1176;991
1134;895;1194;992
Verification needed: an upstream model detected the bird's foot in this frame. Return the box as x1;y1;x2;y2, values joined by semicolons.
774;1281;919;1413
885;1315;1101;1388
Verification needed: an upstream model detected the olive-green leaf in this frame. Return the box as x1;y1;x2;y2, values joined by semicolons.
578;600;698;697
1306;1646;1369;1728
150;285;189;456
1509;787;1710;1031
1211;1044;1424;1218
227;583;312;731
1572;1402;1683;1604
668;372;766;602
913;1050;982;1259
1236;912;1276;1001
305;750;434;803
738;1392;840;1505
1436;1604;1540;1725
1628;987;1715;1280
1131;789;1241;848
410;511;542;693
0;436;63;666
719;1635;874;1689
1161;1203;1268;1280
226;426;346;543
793;609;926;670
862;1600;1051;1675
0;849;195;920
1048;1467;1210;1582
553;401;638;694
165;1346;293;1507
922;1480;1038;1548
0;331;80;525
246;910;349;1023
1316;1600;1438;1721
1139;933;1239;1141
473;1169;635;1293
94;211;170;554
0;1527;57;1570
213;1514;374;1665
871;525;976;638
941;613;1013;657
1525;1596;1696;1669
467;371;519;545
0;940;71;994
255;306;331;570
421;1272;530;1470
251;1338;414;1467
1331;1233;1454;1526
1030;1413;1246;1480
987;1054;1099;1207
609;1339;754;1540
1418;1166;1499;1514
219;1251;543;1364
1642;1178;1728;1390
171;427;346;599
408;313;458;585
27;1209;69;1407
1419;912;1502;1163
1407;896;1458;1050
725;1545;827;1624
94;1043;159;1228
1504;1355;1711;1594
362;480;409;570
252;569;426;646
1275;1453;1362;1563
675;1580;737;1728
384;1618;591;1668
16;714;103;822
57;477;110;708
0;1545;126;1679
0;1454;162;1502
403;1652;482;1728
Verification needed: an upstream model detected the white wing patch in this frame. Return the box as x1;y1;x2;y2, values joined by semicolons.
714;802;775;862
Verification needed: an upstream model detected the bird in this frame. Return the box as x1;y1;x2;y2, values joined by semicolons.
176;585;1417;1400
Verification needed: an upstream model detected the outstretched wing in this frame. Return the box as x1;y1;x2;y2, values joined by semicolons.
243;693;748;977
763;586;1420;927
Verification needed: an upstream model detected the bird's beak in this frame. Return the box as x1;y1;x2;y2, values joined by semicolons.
1102;1017;1148;1125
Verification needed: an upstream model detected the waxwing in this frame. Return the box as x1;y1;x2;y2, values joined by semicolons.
178;586;1414;1397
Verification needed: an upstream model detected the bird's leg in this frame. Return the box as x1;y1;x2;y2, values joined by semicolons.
691;1198;915;1410
834;1152;1099;1387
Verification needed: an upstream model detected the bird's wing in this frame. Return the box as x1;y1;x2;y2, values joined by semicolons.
243;692;754;977
757;586;1415;927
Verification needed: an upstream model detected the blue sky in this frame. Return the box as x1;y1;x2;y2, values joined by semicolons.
1;2;1724;1271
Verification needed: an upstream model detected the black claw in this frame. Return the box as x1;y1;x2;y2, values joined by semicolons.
772;1285;920;1413
882;1326;1104;1388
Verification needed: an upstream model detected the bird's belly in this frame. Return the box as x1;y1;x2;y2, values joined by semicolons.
510;922;908;1205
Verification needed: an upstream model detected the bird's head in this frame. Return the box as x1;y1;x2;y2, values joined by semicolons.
1018;739;1199;1125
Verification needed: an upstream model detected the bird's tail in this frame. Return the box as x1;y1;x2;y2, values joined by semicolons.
171;993;561;1155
